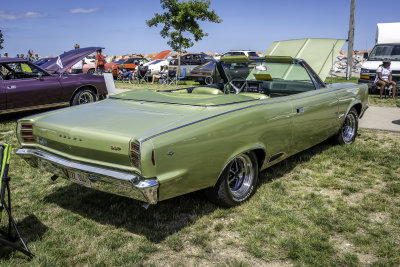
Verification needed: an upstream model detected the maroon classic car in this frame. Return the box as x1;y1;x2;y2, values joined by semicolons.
0;47;108;115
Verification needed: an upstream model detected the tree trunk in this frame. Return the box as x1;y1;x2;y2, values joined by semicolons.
177;48;181;77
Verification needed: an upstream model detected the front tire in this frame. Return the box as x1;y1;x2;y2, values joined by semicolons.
336;107;358;145
206;151;258;207
71;88;96;106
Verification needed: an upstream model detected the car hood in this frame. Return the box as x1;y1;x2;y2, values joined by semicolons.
265;38;346;81
151;50;172;61
41;47;104;73
361;60;400;71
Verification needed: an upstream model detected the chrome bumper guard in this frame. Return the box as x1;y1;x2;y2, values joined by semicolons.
16;148;159;204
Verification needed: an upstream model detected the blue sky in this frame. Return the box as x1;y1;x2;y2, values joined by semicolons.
1;0;399;57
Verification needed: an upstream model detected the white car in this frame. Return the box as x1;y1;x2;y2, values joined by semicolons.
140;59;170;77
215;50;259;60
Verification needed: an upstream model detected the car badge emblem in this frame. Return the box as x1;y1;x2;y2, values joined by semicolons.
58;134;82;141
111;146;121;151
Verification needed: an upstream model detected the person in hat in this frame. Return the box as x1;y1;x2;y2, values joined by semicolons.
374;59;397;99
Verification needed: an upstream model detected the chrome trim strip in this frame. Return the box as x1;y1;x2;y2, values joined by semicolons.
16;148;159;204
268;152;285;163
141;85;354;143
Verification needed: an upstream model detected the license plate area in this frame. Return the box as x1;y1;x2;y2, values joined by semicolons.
68;170;92;188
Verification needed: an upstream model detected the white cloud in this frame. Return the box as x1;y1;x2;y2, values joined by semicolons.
0;10;46;21
70;8;99;14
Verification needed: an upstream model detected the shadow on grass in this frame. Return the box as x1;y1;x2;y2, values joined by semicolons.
43;139;336;244
44;186;216;243
0;107;64;124
0;214;48;259
258;139;333;184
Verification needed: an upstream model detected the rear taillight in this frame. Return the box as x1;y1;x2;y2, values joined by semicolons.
129;140;140;168
20;123;35;142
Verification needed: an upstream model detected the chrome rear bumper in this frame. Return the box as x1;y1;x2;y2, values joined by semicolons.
16;148;159;204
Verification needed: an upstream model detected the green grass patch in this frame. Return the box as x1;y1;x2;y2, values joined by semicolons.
0;113;399;265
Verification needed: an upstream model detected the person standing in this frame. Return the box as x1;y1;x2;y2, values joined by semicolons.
71;44;83;74
374;59;397;99
95;49;105;75
27;50;34;62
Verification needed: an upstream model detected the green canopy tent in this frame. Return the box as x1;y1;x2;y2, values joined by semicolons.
0;143;33;258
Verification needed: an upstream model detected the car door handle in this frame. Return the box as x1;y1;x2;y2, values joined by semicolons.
296;107;304;114
7;85;16;89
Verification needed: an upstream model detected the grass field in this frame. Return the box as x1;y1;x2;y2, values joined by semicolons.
0;110;399;265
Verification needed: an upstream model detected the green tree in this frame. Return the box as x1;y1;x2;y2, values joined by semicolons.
0;29;4;50
146;0;222;75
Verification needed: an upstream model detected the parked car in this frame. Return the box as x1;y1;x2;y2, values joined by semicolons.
169;53;215;77
83;59;127;74
358;22;400;92
16;51;369;207
141;59;169;77
190;61;217;85
0;47;108;115
111;57;149;78
222;50;259;57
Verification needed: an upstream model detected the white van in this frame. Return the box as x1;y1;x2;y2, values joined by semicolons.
358;22;400;91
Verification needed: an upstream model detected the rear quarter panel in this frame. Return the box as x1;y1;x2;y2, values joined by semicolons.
331;83;368;120
147;100;294;201
59;74;107;101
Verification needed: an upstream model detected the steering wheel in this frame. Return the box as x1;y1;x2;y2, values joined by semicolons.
228;77;248;94
5;72;15;80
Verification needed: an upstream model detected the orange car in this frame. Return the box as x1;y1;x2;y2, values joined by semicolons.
111;58;148;77
111;50;171;78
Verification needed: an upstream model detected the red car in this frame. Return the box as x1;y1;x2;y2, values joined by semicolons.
111;50;171;78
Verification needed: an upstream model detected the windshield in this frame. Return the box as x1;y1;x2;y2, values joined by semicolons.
368;44;400;61
221;60;315;91
150;59;164;65
114;59;126;64
248;52;259;57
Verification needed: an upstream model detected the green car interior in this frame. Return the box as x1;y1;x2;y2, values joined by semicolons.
110;56;324;106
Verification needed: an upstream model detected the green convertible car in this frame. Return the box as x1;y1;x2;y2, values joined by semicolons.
16;55;369;207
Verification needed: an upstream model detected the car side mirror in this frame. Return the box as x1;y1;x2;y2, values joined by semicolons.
363;52;368;59
37;72;43;80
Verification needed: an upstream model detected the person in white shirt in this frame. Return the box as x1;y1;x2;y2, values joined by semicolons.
374;59;397;99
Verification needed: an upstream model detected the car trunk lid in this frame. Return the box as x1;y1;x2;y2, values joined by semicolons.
32;100;188;168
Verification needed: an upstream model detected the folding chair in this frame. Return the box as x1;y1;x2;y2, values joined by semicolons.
0;143;33;258
165;69;178;85
169;68;186;85
134;66;149;84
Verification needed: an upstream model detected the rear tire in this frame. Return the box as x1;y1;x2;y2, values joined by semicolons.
71;88;96;106
87;68;95;75
336;107;358;145
206;151;258;207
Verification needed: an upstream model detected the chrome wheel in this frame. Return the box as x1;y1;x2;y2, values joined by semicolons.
227;154;255;199
342;112;357;143
78;91;95;104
